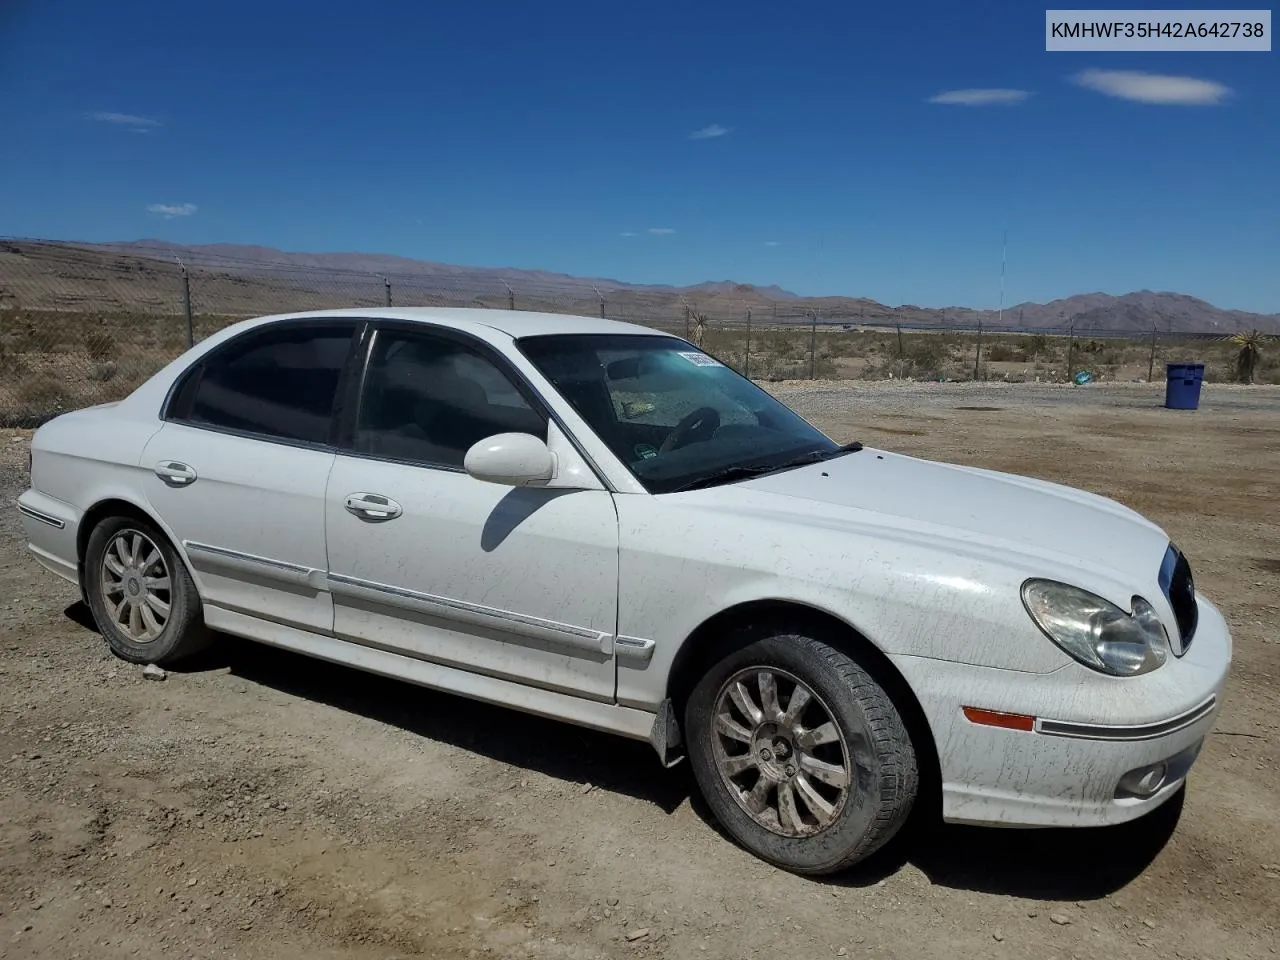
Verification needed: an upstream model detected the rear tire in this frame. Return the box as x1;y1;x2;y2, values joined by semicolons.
84;515;211;665
685;629;918;875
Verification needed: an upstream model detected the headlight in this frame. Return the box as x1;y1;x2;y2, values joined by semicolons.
1021;579;1169;677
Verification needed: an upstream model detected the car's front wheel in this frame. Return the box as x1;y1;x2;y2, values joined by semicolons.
685;629;918;874
84;515;211;665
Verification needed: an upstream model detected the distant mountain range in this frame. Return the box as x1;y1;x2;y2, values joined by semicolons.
5;238;1277;335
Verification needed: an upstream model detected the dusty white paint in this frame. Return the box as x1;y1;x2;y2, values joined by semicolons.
17;307;1233;830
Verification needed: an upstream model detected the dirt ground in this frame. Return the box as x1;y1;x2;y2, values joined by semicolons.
1;381;1277;960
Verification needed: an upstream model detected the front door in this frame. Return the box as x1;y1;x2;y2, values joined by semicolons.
142;319;358;634
324;324;620;702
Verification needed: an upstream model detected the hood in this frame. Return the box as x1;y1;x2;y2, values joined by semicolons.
722;448;1170;582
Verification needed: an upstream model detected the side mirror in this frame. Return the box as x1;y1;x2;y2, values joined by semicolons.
463;433;556;486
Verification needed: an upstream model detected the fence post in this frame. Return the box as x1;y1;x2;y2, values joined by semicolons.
180;263;193;348
973;319;983;381
744;308;753;379
1147;322;1158;382
808;310;818;379
384;278;392;307
1066;324;1077;381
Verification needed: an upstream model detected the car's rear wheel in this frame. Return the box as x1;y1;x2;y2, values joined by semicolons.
685;630;918;874
84;515;211;665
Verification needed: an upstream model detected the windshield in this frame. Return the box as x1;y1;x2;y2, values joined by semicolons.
517;333;842;494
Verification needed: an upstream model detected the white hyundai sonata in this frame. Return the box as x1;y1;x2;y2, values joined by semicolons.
17;308;1231;874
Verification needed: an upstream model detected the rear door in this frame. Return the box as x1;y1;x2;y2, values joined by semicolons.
141;319;360;634
323;323;620;701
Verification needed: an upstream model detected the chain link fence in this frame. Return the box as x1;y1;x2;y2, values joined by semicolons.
1;238;1261;427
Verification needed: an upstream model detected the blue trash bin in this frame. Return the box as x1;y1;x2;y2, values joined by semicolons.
1165;363;1205;410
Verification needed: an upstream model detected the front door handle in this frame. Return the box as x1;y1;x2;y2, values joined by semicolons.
344;493;402;522
154;461;197;487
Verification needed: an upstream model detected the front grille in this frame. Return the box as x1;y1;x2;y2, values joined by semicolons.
1159;544;1198;655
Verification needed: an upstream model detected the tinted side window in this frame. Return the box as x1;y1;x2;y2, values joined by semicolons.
180;324;355;444
355;330;545;467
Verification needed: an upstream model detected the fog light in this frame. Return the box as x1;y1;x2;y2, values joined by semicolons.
1116;761;1168;798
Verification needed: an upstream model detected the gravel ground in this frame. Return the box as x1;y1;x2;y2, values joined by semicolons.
1;381;1277;960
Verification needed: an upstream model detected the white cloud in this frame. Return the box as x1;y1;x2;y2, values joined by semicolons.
1071;69;1230;105
89;111;161;131
647;227;676;235
146;203;197;219
927;88;1030;106
764;240;781;247
689;124;730;139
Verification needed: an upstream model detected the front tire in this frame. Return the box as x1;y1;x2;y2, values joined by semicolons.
685;630;918;875
84;515;211;665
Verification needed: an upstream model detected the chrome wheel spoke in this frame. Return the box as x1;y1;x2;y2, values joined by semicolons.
127;601;142;637
743;775;772;814
799;753;848;789
728;681;763;725
129;533;145;567
796;721;840;750
114;538;131;568
144;576;170;592
778;782;804;834
794;774;837;827
142;548;162;573
715;712;753;744
758;671;782;721
104;554;126;577
720;753;759;777
780;685;811;728
144;593;170;619
139;603;162;637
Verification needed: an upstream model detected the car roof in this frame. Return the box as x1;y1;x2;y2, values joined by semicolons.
250;307;673;340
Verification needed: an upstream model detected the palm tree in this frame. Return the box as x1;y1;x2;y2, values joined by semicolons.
1230;329;1271;384
692;312;708;348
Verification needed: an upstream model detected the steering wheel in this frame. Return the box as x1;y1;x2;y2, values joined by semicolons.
659;406;721;454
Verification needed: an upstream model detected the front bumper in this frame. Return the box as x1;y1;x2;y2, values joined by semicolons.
891;594;1232;828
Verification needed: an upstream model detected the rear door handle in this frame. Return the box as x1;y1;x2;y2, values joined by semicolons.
154;461;197;487
344;493;402;522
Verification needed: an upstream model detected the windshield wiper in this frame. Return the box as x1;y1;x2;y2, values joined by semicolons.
672;441;863;493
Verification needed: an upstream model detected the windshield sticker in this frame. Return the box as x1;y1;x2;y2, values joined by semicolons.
677;351;722;367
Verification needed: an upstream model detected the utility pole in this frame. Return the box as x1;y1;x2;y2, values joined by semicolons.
808;309;818;379
176;257;193;347
973;316;983;381
1147;321;1158;382
384;277;392;307
503;280;515;311
744;308;753;379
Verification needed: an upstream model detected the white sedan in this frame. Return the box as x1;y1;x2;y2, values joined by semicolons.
17;308;1231;874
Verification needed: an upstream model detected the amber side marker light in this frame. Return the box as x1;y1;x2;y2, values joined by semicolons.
962;706;1037;732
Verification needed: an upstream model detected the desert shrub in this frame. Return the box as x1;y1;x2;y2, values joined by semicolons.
902;338;947;370
87;361;118;382
0;338;26;377
85;332;118;361
1017;334;1049;360
15;375;67;414
985;343;1016;362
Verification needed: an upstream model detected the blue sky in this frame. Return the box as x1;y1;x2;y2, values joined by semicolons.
1;0;1277;312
